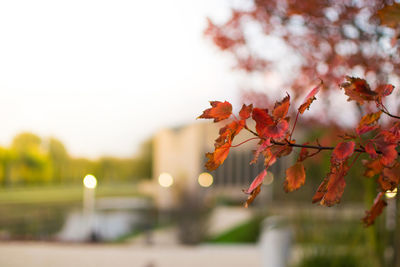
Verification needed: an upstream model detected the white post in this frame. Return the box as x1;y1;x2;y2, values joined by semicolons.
83;174;97;241
260;216;292;267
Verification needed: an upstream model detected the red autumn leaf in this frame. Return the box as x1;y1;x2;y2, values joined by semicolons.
262;148;277;167
356;111;382;135
298;82;321;114
252;108;274;137
362;192;387;227
340;77;377;105
198;101;232;122
250;139;271;165
356;125;379;135
239;104;253;120
215;120;245;147
205;142;231;171
375;84;394;98
244;184;261;208
264;119;289;139
312;177;328;204
272;94;290;120
363;159;384;178
298;144;309;162
331;141;355;163
365;142;378;159
284;162;306;193
380;144;398;166
244;169;267;194
313;165;348;207
380;164;400;191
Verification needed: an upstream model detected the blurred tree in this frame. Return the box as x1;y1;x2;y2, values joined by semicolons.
10;133;51;185
46;137;69;184
205;0;399;122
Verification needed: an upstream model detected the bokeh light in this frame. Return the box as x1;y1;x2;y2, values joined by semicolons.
386;188;397;199
83;174;97;189
158;173;174;188
198;172;213;187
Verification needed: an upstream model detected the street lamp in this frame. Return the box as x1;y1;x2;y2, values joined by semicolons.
83;174;97;241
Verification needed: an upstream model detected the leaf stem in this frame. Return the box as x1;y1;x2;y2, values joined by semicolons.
289;111;300;140
231;137;259;147
378;106;400;120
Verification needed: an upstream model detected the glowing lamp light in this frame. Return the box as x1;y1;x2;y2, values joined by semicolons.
158;173;173;188
386;188;397;199
83;174;97;189
198;172;213;187
263;172;274;186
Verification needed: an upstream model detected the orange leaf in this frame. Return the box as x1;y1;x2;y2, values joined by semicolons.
264;119;289;139
356;125;379;135
380;144;398;166
252;108;274;137
250;139;271;165
363;159;384;178
356;111;382;135
331;141;355;163
362;192;387;227
198;101;232;122
340;77;376;105
244;184;261;208
312;165;348;207
379;164;400;191
365;141;378;159
297;143;309;162
284;162;306;192
205;142;231;171
244;169;267;194
375;84;394;98
215;120;245;147
272;94;290;120
298;82;321;114
239;104;253;120
262;147;277;167
377;3;400;29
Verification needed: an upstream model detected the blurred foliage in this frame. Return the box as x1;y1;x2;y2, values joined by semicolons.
207;216;263;244
0;132;153;186
296;252;367;267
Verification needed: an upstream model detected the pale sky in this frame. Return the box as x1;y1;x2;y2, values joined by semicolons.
0;0;242;158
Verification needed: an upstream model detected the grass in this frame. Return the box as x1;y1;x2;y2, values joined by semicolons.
0;183;145;205
206;216;263;244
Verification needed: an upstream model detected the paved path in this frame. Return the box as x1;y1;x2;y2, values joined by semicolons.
0;242;260;267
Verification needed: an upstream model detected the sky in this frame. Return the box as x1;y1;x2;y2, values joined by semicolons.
0;0;242;158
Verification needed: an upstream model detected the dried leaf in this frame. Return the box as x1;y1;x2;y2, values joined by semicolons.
284;162;306;192
340;77;376;105
244;184;261;208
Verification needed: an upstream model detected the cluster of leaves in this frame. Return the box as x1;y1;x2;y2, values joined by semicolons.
199;77;399;226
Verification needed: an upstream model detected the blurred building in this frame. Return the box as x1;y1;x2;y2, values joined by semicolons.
153;121;288;208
